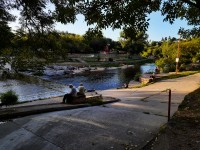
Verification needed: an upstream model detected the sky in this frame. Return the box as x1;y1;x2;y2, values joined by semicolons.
9;10;192;42
55;11;192;41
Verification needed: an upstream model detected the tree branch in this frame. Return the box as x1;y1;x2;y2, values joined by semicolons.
180;0;200;10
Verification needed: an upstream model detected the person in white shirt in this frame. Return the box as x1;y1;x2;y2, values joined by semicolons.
77;83;86;95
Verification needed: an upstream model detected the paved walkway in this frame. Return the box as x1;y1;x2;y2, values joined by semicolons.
0;95;119;120
0;92;100;108
0;73;200;150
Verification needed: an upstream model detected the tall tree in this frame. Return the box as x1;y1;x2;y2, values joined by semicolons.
162;0;200;37
1;0;199;38
119;30;148;55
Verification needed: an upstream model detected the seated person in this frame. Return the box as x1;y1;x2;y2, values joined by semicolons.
155;67;160;74
123;83;128;88
117;83;128;89
150;72;156;79
63;84;77;103
77;83;86;95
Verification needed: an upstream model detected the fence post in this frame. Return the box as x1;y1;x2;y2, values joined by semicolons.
168;89;171;122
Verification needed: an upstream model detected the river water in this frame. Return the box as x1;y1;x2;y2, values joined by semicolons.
0;63;156;102
42;68;131;90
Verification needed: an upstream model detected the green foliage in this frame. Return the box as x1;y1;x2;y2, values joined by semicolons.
101;63;120;68
0;90;18;106
1;0;200;39
162;1;200;37
134;73;141;81
108;58;113;62
83;28;103;44
84;99;104;106
1;0;199;72
155;71;198;81
142;37;200;72
119;31;148;55
0;23;14;52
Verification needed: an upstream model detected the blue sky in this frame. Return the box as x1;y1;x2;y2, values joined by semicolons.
54;11;192;41
9;10;192;42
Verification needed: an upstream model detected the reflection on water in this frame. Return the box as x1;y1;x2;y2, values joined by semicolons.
0;79;67;102
0;64;156;102
0;69;133;102
41;69;132;91
140;63;156;74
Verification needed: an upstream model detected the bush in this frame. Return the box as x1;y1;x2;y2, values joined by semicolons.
179;64;186;71
163;65;170;73
134;72;141;81
33;71;43;76
108;58;113;62
0;90;18;106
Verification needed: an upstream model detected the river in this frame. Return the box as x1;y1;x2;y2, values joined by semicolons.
0;63;156;102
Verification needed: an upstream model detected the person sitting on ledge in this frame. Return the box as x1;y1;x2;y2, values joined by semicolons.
150;72;156;82
62;84;77;103
117;82;129;89
77;83;86;95
123;83;129;88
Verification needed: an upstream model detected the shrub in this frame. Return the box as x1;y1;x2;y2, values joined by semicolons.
179;64;186;71
163;65;170;73
0;90;18;106
33;71;43;76
108;58;113;62
134;72;141;81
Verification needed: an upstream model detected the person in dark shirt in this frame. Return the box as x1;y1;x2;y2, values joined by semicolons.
62;84;77;103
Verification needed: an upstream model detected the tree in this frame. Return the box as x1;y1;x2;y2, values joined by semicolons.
82;0;200;37
119;30;148;55
0;0;15;56
162;0;200;37
1;0;200;37
142;37;200;72
1;0;200;69
83;28;103;44
89;38;107;53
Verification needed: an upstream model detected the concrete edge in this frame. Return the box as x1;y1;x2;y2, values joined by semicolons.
0;98;120;121
0;104;90;121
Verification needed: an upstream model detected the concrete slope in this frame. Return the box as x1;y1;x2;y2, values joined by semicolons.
0;73;199;150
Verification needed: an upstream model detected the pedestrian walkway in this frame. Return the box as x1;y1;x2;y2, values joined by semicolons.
0;94;119;120
0;73;199;150
0;91;101;108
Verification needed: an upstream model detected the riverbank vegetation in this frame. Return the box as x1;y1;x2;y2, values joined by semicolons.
141;37;200;73
0;0;200;76
0;90;18;106
1;25;200;74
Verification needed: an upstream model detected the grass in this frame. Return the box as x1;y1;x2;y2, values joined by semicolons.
131;82;153;88
84;99;104;106
131;71;199;89
155;71;199;81
85;57;153;67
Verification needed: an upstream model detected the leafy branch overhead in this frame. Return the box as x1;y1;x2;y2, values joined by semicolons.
0;0;199;36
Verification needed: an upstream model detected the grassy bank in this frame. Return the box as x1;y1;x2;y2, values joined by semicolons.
132;71;199;88
85;58;154;67
155;71;199;81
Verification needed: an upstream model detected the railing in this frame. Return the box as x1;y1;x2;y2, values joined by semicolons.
163;89;172;122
